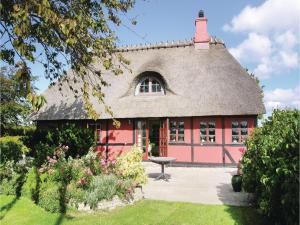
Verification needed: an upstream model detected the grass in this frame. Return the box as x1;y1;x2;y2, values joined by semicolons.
0;195;266;225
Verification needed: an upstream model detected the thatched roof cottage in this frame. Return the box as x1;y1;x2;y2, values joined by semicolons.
34;11;265;165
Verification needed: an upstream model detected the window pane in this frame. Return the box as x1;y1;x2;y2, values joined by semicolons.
170;134;176;142
209;135;215;143
178;121;184;134
232;129;239;135
232;121;239;128
232;135;239;143
178;121;184;142
169;121;176;141
241;128;248;135
208;122;215;128
139;79;149;93
200;122;207;142
241;135;247;142
200;122;207;129
241;121;248;128
178;135;184;142
151;79;162;93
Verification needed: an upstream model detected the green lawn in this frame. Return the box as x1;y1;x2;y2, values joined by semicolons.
0;195;266;225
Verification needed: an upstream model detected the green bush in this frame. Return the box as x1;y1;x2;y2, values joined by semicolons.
22;123;95;165
2;125;35;136
21;167;40;203
0;160;15;181
66;181;85;208
38;184;61;213
85;174;119;209
0;136;29;163
242;109;299;225
0;170;25;196
115;145;147;185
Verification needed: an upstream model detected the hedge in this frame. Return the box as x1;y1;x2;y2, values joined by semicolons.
242;109;299;225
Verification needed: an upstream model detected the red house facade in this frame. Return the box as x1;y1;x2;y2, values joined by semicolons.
34;11;265;166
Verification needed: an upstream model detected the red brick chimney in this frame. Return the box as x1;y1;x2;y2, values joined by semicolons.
194;10;210;49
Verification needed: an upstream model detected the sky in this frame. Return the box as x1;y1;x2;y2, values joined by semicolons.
32;0;300;116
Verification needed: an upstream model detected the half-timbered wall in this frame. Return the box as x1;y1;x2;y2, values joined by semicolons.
37;115;257;165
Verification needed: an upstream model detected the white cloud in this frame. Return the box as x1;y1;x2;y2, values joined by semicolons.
223;0;300;34
264;86;300;112
225;0;300;79
275;31;298;49
229;33;272;63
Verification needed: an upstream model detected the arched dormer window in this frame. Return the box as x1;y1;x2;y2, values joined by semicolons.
135;76;165;95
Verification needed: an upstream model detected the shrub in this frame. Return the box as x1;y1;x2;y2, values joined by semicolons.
0;169;25;196
0;159;28;197
21;167;40;203
0;136;29;162
38;184;61;213
22;123;95;165
0;160;15;181
115;146;147;185
2;125;35;136
242;109;299;225
66;181;85;208
85;174;119;209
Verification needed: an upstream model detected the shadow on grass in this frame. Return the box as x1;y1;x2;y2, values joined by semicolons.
0;196;18;220
216;182;269;225
224;205;269;225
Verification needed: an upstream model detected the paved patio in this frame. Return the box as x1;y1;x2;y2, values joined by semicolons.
142;162;253;206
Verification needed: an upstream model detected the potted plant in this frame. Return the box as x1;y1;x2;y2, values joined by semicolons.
231;175;242;192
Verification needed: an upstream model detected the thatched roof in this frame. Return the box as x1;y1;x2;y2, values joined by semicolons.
33;38;265;120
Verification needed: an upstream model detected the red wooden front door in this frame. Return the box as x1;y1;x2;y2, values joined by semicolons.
159;118;168;157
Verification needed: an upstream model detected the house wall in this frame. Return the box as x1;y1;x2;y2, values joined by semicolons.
36;115;257;165
165;116;256;165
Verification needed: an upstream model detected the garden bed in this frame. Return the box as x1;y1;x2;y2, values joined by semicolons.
77;187;144;212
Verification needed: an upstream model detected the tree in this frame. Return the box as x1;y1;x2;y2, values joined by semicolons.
0;65;32;133
242;109;299;225
0;0;136;124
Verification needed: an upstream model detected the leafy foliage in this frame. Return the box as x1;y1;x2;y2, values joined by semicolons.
22;123;95;165
242;109;299;225
1;0;135;120
0;136;29;162
0;160;27;196
84;174;119;209
115;145;147;185
0;66;31;132
38;183;61;213
21;166;40;203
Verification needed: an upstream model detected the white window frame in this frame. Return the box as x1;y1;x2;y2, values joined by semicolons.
135;77;165;96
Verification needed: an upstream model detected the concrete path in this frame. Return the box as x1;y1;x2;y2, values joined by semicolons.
142;162;253;206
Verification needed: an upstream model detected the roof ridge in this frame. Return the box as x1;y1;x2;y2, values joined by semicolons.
116;36;225;52
117;39;193;52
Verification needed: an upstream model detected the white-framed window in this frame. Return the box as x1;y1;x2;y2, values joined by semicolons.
135;77;164;95
232;120;248;143
200;121;216;143
169;120;185;142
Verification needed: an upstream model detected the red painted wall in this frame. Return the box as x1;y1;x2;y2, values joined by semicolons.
108;119;133;144
93;116;257;164
168;146;192;162
194;146;223;163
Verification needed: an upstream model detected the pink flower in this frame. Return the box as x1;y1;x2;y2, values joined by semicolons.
100;159;106;166
239;148;246;155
